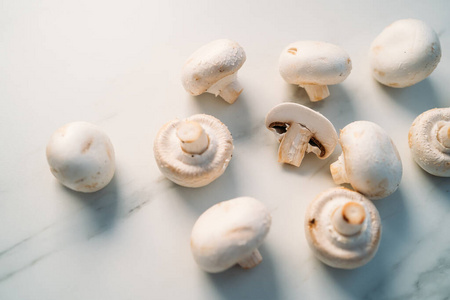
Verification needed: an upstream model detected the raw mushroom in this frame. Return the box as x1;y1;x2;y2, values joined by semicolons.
279;41;352;102
330;121;402;200
369;19;441;88
153;114;233;187
305;187;381;269
181;39;246;104
46;122;115;193
408;108;450;177
265;103;338;167
190;197;271;273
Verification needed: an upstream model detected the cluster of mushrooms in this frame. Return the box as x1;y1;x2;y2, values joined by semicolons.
46;18;449;272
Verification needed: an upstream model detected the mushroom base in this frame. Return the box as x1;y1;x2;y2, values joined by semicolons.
303;85;330;102
330;154;349;185
278;123;313;167
237;249;263;269
206;73;243;104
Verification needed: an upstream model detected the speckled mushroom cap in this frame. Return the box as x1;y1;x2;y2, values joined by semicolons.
409;108;450;177
181;39;246;96
305;187;381;269
153;114;233;188
191;197;271;273
330;121;403;200
279;41;352;86
369;19;441;88
46;121;115;193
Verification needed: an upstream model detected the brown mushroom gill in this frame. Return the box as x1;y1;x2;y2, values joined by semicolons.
269;122;326;157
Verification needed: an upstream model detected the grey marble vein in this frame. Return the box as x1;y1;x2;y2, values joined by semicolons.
0;179;170;284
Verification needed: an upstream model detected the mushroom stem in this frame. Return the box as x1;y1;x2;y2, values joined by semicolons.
237;249;262;269
206;73;243;104
176;121;209;154
332;202;365;236
330;154;349;185
437;122;450;148
278;122;313;167
303;85;330;102
218;81;243;104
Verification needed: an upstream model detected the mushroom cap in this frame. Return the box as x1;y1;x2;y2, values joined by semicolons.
265;103;338;159
153;114;233;188
337;121;402;199
181;39;246;96
46;122;115;193
369;19;441;88
279;41;352;86
190;197;271;273
408;108;450;177
305;187;381;269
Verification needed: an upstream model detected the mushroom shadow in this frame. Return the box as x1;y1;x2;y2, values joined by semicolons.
279;153;336;181
61;174;120;237
377;78;442;115
171;158;241;215
284;83;310;105
321;188;410;299
284;83;358;131
422;172;450;204
189;92;252;139
205;244;281;300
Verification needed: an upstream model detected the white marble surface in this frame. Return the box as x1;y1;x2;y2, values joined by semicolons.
1;0;450;299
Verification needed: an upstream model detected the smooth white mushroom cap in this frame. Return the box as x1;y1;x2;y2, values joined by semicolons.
181;39;246;96
190;197;271;273
305;187;381;269
279;41;352;86
330;121;402;199
369;19;441;88
265;103;338;159
153;114;233;188
409;108;450;177
46;122;115;193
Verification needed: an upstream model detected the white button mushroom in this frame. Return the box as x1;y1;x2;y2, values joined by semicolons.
190;197;271;273
369;19;441;88
46;122;115;193
409;108;450;177
330;121;402;200
265;103;338;167
279;41;352;102
181;39;246;104
305;187;381;269
153;114;233;188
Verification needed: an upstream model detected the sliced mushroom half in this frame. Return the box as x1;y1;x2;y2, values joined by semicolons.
265;103;338;167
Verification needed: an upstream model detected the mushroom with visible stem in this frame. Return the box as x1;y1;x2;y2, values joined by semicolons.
46;121;115;193
305;187;382;269
153;114;233;188
190;197;271;273
409;108;450;177
369;19;441;88
279;41;352;102
330;121;402;200
265;103;338;167
181;39;246;104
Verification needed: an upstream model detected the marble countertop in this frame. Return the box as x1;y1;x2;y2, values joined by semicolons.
1;0;449;299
